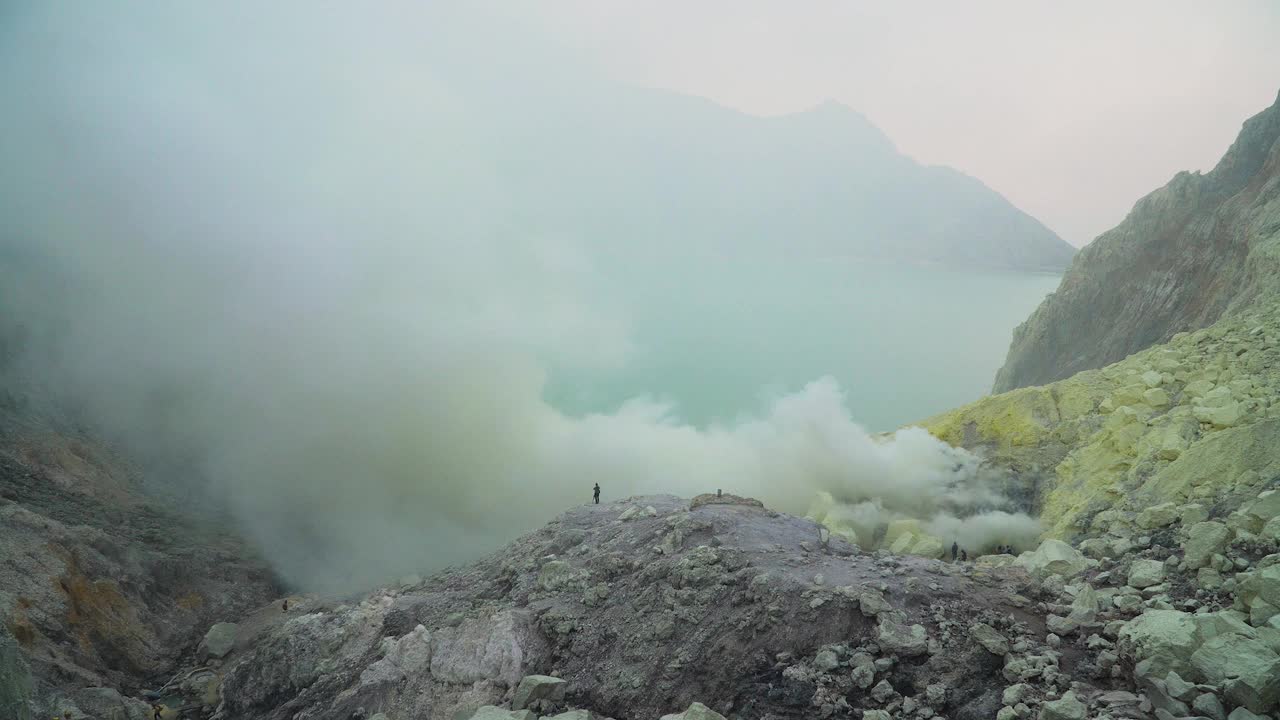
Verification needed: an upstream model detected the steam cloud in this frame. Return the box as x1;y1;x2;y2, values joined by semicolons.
0;2;1036;591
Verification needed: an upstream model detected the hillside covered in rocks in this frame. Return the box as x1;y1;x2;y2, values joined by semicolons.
993;89;1280;392
8;483;1280;720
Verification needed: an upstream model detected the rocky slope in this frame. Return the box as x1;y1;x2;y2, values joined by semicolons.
66;492;1280;720
926;298;1280;542
0;430;279;719
993;89;1280;392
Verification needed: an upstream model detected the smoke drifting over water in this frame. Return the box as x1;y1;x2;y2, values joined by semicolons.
0;3;1036;591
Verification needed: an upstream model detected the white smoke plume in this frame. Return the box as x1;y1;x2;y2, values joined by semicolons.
0;2;1037;591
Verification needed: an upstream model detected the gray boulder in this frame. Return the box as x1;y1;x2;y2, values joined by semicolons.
511;675;567;711
1119;610;1199;678
1193;693;1227;720
1184;522;1232;570
1190;633;1280;713
1128;559;1167;589
1016;540;1088;578
202;622;239;659
877;621;928;656
970;623;1010;656
1039;691;1086;720
659;702;727;720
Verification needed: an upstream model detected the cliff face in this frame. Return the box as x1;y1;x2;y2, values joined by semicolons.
993;90;1280;392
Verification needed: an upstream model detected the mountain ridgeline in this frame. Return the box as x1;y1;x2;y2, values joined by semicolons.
994;89;1280;391
486;93;1075;271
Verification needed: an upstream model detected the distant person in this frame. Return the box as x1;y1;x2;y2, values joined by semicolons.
960;549;967;562
593;483;600;504
950;541;958;561
717;488;722;498
282;599;288;613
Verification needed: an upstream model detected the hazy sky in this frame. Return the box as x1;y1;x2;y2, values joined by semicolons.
533;1;1280;245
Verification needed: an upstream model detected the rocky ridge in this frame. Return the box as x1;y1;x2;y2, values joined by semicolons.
125;491;1280;720
993;89;1280;392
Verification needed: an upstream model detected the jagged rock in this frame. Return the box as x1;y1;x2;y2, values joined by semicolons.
201;622;239;659
851;664;875;689
1194;400;1244;428
1003;684;1032;705
430;610;548;687
1239;566;1280;610
1248;491;1280;522
1181;503;1211;525
1192;692;1227;720
659;702;727;720
1119;610;1200;678
877;621;928;657
859;589;891;617
1017;540;1088;578
1068;583;1100;625
1190;633;1280;713
1164;670;1196;701
970;623;1009;656
511;675;566;711
1227;708;1270;720
1046;615;1079;636
996;708;1017;720
813;649;839;671
1038;691;1086;720
1129;559;1167;589
870;679;896;703
1139;503;1180;529
1185;523;1233;570
861;711;891;720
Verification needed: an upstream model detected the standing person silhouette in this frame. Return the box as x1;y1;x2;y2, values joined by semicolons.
593;483;600;504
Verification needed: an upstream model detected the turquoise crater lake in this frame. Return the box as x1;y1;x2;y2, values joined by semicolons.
546;259;1061;432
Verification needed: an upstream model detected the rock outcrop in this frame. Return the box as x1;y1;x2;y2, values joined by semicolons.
925;304;1280;541
993;89;1280;392
0;432;278;717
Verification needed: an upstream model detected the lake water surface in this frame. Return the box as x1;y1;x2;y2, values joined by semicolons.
546;259;1061;431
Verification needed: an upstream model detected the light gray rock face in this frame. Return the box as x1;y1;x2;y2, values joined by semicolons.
1185;522;1233;570
993;90;1280;391
659;702;726;720
876;621;929;657
1128;559;1167;589
202;622;239;659
970;623;1009;656
430;612;548;688
1038;691;1086;720
510;675;566;711
1190;633;1280;713
1016;539;1088;578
